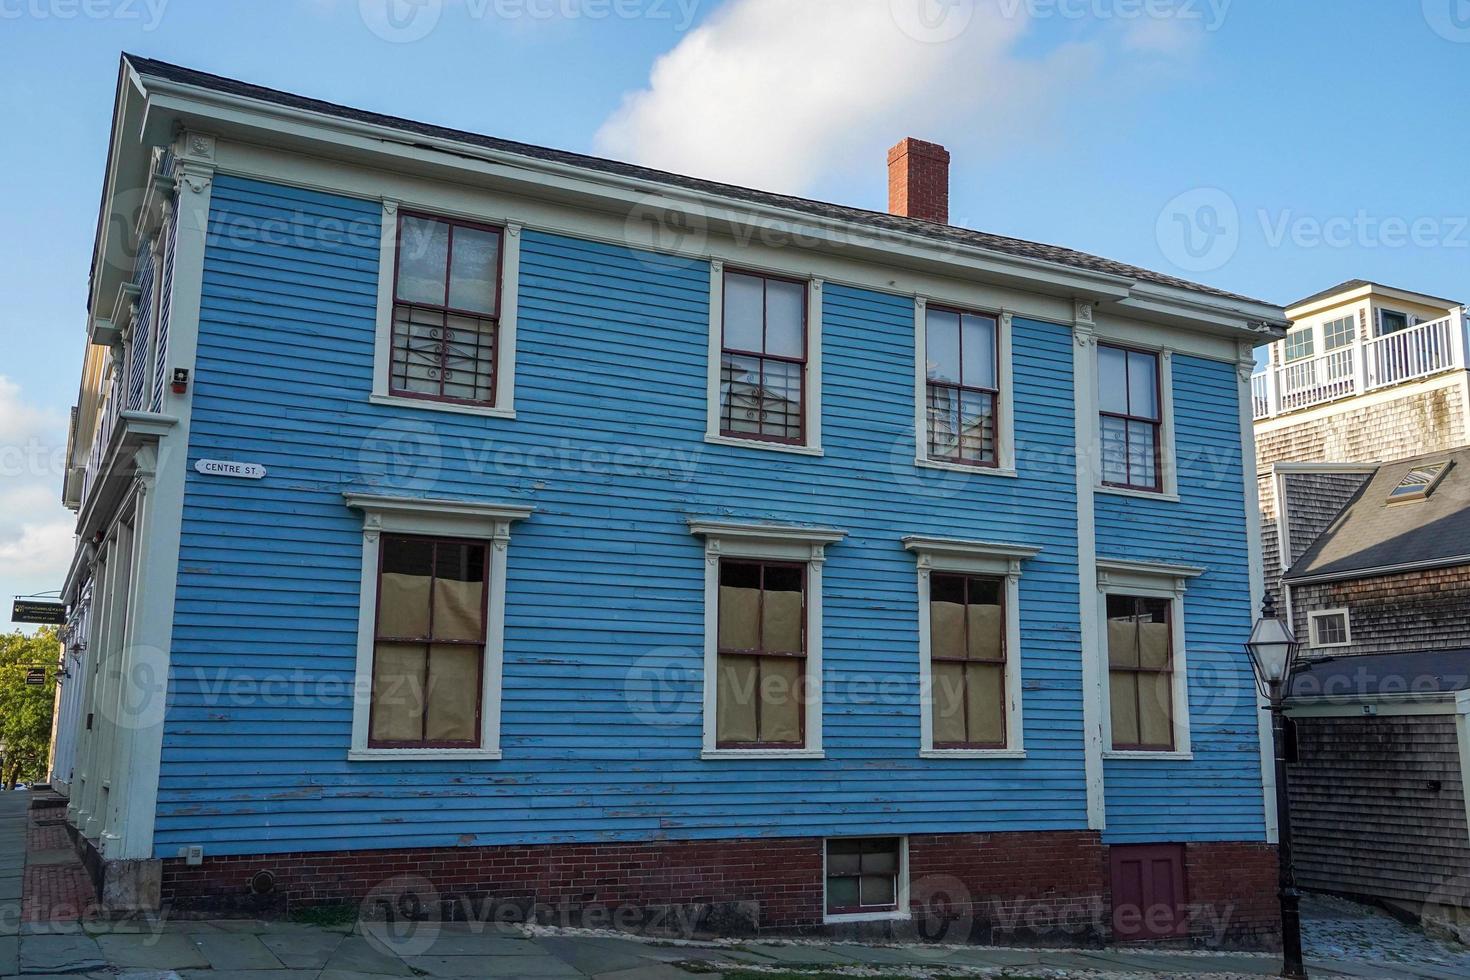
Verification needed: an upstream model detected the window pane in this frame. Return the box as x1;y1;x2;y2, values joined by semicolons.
1109;671;1141;747
966;662;1005;745
718;563;761;651
723;273;764;352
447;226;500;315
391;306;449;396
379;536;434;638
1100;415;1130;485
720;354;763;436
1106;596;1141;669
762;566;804;654
861;847;897;874
926;385;961;459
760;358;804;441
860;875;896;907
440;314;496;402
826;876;859;910
397;216;450;306
716;654;758;744
966;593;1003;661
1323;316;1355;351
1099;345;1129;415
424;644;479;742
926;309;961;384
1284;327;1314;361
932;661;967;745
1139;670;1174;748
371;642;427;743
1138;600;1171;669
765;279;805;358
828;849;861;875
930;575;966;660
1126;351;1159;419
1127;420;1158;489
961;314;997;390
431;543;486;642
760;656;803;744
957;390;996;463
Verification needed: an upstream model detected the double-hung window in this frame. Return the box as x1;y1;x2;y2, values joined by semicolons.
716;560;806;748
390;212;503;405
1099;344;1163;492
346;494;533;760
370;535;487;748
719;270;808;445
692;520;844;758
924;306;1000;466
928;574;1007;748
1105;594;1175;752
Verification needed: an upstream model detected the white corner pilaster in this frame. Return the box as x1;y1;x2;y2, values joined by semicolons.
1073;301;1106;830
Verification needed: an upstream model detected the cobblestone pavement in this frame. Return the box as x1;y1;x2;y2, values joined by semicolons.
4;792;1469;979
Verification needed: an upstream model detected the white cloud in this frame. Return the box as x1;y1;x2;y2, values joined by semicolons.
594;0;1038;195
0;376;73;611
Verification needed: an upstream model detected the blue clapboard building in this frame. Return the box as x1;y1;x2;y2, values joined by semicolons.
51;55;1287;945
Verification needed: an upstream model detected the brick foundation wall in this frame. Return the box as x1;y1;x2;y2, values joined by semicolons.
1184;842;1281;949
159;832;1279;949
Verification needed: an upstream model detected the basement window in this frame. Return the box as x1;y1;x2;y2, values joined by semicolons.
1388;461;1451;503
825;837;907;922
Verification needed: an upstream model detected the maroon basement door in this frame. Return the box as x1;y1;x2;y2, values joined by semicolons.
1110;843;1188;940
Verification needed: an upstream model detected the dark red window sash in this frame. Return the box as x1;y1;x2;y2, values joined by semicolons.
390;211;505;408
720;269;809;446
925;305;1001;468
716;559;808;750
1107;594;1175;753
367;533;490;750
1099;343;1163;492
930;573;1008;750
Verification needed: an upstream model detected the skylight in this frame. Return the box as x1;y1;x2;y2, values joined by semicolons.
1388;461;1452;503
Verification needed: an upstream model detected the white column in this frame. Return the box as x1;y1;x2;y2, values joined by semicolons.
1239;341;1278;844
1073;302;1106;830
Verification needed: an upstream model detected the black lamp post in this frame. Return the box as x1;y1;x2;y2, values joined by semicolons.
1244;593;1307;979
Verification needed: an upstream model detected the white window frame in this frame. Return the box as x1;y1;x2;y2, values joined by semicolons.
1376;307;1410;336
1321;314;1356;352
704;261;824;456
1308;608;1352;649
912;300;1017;478
903;536;1039;759
370;200;521;418
822;835;911;924
344;493;534;760
1093;343;1179;501
689;519;846;759
1096;558;1203;761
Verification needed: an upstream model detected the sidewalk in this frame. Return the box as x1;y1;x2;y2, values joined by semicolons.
2;790;1466;979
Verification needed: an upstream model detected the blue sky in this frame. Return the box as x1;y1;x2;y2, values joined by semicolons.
1;0;1467;617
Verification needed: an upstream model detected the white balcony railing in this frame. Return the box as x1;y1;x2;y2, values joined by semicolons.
1252;310;1469;420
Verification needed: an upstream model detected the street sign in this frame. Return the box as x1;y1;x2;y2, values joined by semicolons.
194;459;266;480
12;600;66;625
24;669;45;688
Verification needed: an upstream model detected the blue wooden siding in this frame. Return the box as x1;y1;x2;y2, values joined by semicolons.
156;173;1259;857
1095;355;1266;844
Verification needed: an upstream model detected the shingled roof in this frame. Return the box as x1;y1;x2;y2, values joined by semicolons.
124;54;1275;309
1288;279;1462;311
1284;447;1470;584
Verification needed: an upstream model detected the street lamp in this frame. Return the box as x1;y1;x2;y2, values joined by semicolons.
1244;593;1306;979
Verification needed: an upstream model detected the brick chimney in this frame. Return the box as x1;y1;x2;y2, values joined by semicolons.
887;137;950;224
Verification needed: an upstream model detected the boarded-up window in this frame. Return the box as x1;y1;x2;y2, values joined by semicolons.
392;213;503;406
370;534;487;747
826;837;902;916
929;574;1006;748
717;560;806;748
1106;594;1174;751
720;270;808;444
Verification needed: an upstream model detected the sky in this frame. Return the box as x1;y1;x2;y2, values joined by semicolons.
0;0;1468;623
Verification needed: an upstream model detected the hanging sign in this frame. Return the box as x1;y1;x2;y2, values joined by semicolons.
25;669;46;687
12;600;66;625
194;459;267;480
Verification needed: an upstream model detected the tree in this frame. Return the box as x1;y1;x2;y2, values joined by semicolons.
0;628;60;789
